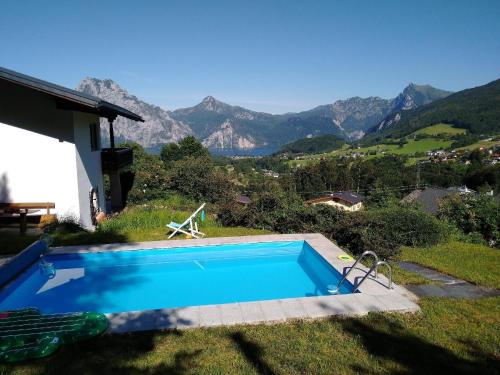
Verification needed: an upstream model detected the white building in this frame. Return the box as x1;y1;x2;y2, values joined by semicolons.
0;67;143;229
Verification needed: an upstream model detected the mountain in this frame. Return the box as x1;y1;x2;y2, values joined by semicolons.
276;134;345;155
77;78;192;148
77;78;451;151
372;84;453;133
367;79;500;137
172;96;279;149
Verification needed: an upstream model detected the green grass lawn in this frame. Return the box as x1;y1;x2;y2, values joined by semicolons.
456;138;500;152
0;198;272;256
392;138;452;155
1;297;498;374
400;241;500;289
413;123;466;136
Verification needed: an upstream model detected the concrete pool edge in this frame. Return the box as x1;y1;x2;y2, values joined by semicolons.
50;234;420;333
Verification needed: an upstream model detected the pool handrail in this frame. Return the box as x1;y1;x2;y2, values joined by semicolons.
335;250;379;292
353;260;393;292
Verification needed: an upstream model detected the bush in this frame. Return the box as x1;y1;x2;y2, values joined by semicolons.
331;212;400;260
365;207;448;247
160;136;210;166
167;156;234;203
118;142;170;204
330;207;447;259
438;194;500;247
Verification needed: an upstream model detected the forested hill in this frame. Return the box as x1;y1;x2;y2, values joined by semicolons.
276;135;345;155
367;78;500;138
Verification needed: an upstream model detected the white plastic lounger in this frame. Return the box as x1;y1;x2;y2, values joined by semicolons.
166;203;206;239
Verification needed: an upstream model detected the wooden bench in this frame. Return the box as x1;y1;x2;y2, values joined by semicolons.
0;202;55;234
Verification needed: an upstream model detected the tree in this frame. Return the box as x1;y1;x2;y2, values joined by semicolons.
160;142;181;165
118;142;169;204
166;156;234;203
160;136;210;166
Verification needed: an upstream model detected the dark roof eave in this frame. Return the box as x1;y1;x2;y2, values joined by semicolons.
98;101;144;122
0;66;144;123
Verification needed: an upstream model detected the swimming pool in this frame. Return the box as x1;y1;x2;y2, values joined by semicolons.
0;241;355;314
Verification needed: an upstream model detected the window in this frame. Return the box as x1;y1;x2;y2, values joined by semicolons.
89;123;100;151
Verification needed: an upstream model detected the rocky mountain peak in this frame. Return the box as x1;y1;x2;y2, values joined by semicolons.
77;78;192;148
199;95;225;112
202;95;216;103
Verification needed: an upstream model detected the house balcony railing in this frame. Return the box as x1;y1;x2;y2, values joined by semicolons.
101;147;133;173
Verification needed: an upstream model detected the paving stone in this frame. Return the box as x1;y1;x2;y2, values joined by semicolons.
301;297;346;317
239;302;266;324
259;300;286;321
154;308;178;330
107;310;165;333
199;305;223;326
219;303;244;325
351;294;387;312
279;298;308;319
176;307;201;328
373;294;411;311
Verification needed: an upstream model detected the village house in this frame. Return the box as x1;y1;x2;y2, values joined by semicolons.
0;67;143;230
304;191;364;212
401;186;474;214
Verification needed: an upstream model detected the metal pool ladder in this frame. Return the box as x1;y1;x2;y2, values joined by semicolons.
329;251;393;293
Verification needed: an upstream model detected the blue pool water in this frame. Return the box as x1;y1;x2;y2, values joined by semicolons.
0;241;354;314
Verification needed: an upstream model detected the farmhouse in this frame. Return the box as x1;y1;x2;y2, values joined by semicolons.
304;191;364;212
0;67;143;229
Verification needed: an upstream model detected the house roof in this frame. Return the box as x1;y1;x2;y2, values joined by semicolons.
304;191;364;206
332;191;364;205
401;187;459;214
0;66;143;122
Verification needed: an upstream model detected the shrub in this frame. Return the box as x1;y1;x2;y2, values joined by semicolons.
365;207;448;247
438;194;499;247
167;156;234;203
331;212;400;259
330;207;447;259
118;142;169;204
160;136;210;166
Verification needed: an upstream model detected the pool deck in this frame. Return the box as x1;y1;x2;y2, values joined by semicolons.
50;233;420;333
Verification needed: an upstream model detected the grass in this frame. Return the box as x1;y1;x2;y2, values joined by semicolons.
287;137;453;168
400;241;500;289
0;198;272;255
456;138;500;152
393;138;452;154
1;297;498;374
413;123;466;136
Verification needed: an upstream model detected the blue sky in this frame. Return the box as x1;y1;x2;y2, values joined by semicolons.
1;0;499;113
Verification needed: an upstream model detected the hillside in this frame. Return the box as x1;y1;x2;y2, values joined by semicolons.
277;135;345;155
368;78;500;138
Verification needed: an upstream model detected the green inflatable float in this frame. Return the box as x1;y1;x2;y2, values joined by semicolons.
0;307;108;363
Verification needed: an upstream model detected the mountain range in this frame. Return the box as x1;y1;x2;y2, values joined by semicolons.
366;78;500;138
77;79;452;151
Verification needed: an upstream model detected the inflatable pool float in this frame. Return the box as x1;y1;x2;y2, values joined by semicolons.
0;308;108;363
337;254;354;261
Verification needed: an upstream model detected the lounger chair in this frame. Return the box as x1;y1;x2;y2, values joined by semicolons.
166;203;206;239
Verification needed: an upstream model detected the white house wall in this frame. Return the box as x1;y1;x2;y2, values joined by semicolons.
72;112;106;229
0;122;79;218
